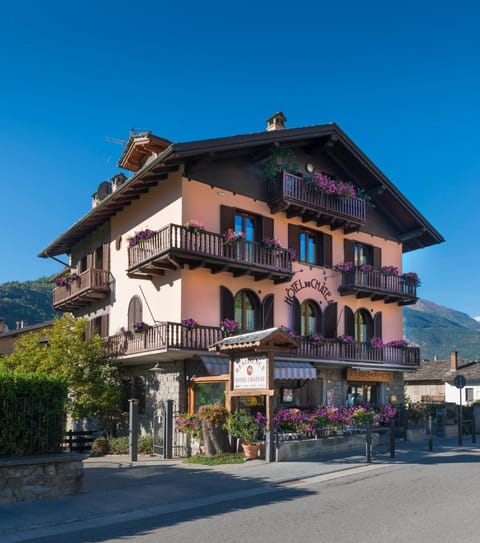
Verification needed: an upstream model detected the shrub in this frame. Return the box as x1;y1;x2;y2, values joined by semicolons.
0;371;67;457
91;437;109;455
90;434;153;455
138;435;153;454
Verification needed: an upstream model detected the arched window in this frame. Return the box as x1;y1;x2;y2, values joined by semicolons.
234;290;260;331
300;300;321;336
354;308;373;342
128;296;143;331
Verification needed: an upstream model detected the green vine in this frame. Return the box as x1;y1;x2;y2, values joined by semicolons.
263;147;299;181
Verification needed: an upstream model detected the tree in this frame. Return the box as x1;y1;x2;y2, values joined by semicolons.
0;315;122;431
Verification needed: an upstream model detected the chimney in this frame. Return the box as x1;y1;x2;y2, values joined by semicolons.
266;112;287;131
450;351;458;370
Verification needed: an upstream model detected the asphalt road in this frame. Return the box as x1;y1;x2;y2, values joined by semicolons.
26;449;480;543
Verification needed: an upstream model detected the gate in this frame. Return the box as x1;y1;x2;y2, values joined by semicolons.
153;400;188;458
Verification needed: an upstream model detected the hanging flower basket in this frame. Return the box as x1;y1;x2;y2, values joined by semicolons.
127;229;155;247
222;229;245;244
334;261;354;273
53;271;80;287
133;322;150;334
184;220;205;235
182;318;199;331
381;265;399;276
220;318;240;336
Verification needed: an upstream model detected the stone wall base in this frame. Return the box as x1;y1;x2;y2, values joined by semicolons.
0;454;85;505
275;434;376;461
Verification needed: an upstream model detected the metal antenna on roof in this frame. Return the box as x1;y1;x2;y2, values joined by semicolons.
105;136;127;145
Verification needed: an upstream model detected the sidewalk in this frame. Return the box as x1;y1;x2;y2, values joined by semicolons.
1;436;479;542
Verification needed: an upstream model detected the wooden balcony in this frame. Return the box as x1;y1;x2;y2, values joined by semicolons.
53;269;110;311
268;171;366;232
106;323;419;369
127;224;294;283
338;268;418;306
105;322;225;358
286;338;420;368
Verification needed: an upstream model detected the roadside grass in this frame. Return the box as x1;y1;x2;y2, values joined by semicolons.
183;453;246;465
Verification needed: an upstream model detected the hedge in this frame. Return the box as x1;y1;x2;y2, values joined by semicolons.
0;371;68;457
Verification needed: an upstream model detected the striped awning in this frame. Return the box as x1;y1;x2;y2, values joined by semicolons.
200;357;316;380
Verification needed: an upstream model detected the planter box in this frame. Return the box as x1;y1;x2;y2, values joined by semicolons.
406;427;425;442
275;434;377;462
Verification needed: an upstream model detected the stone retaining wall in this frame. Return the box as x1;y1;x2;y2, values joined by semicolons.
0;454;85;504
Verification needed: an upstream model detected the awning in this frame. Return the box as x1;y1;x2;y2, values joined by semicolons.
200;357;316;380
274;361;317;380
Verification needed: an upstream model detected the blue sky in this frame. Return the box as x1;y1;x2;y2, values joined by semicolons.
1;1;479;316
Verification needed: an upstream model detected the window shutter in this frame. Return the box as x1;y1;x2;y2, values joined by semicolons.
262;294;274;329
316;305;324;334
344;306;355;337
323;302;337;338
103;242;110;271
220;286;235;320
373;246;382;270
344;239;354;263
288;224;300;258
262;216;274;242
292;298;301;335
373;312;382;338
128;296;143;331
220;205;235;233
323;233;333;267
101;314;109;338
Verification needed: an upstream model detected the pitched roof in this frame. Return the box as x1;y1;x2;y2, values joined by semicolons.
209;326;298;353
404;359;480;384
39;122;444;258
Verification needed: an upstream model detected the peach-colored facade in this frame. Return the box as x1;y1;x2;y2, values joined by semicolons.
40;118;443;426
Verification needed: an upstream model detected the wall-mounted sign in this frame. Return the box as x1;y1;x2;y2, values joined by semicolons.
347;369;393;383
284;277;333;306
233;356;268;390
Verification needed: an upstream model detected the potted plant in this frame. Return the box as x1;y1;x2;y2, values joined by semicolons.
225;409;264;459
220;318;240;336
197;404;230;456
181;318;199;331
184;219;205;235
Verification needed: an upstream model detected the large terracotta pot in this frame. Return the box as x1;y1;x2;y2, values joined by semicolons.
241;442;260;460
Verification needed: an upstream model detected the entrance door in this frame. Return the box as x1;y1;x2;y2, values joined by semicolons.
347;384;378;406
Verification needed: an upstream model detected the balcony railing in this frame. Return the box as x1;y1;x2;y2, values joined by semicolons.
286;338;420;368
268;171;366;231
338;268;418;306
105;322;226;357
106;323;419;369
53;269;110;311
127;224;293;283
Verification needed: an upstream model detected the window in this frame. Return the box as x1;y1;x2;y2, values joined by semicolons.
300;230;320;265
344;239;381;269
465;388;474;402
235;212;257;242
95;245;104;269
354;309;372;342
300;300;321;336
353;243;373;267
235;290;259;331
189;376;227;413
288;224;332;267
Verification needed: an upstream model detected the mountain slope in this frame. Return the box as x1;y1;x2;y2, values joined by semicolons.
0;277;58;331
404;302;480;361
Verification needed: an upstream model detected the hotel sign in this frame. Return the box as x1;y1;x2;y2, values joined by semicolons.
233;355;268;390
284;277;333;306
347;369;393;383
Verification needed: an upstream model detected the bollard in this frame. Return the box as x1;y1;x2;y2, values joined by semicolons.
366;423;372;463
428;415;433;451
390;418;395;458
129;398;139;462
